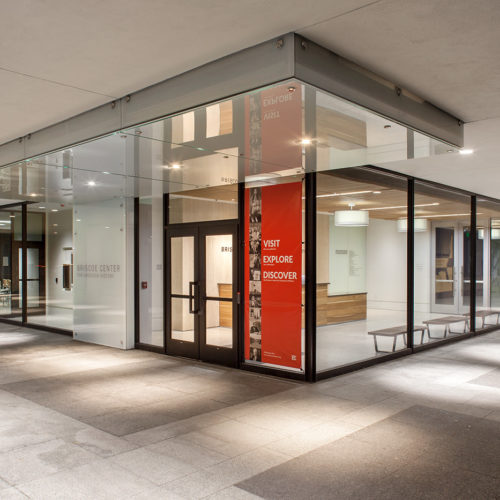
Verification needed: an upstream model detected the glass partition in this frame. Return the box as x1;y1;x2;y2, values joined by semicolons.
0;206;22;321
138;195;164;347
414;182;471;343
475;199;500;330
316;168;408;372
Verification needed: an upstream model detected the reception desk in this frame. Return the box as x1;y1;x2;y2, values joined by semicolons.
217;283;233;327
302;284;367;326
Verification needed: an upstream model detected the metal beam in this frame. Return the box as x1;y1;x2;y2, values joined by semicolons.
293;34;463;148
0;31;463;168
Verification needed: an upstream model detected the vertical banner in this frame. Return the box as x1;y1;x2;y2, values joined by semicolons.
245;182;302;369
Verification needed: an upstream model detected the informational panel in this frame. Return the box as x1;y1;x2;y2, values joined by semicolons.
73;198;127;348
245;182;302;369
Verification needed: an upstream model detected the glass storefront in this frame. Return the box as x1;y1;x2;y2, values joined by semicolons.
413;183;471;343
0;78;496;381
316;168;408;372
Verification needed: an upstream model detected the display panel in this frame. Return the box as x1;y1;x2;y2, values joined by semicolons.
245;181;303;370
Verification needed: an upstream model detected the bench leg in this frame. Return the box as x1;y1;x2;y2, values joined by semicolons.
392;336;397;352
373;335;379;353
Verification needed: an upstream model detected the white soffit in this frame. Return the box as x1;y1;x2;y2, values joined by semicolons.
0;0;374;145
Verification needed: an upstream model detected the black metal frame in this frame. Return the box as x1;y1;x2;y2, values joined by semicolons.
0;201;72;336
133;168;500;382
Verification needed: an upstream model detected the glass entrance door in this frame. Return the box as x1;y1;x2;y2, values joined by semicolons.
166;221;238;366
431;223;469;314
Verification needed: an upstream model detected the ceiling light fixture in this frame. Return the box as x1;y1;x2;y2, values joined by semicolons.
335;203;369;227
51;209;58;212
397;218;428;232
171;164;181;169
317;190;373;199
363;202;440;211
87;181;96;186
301;138;312;145
459;149;474;155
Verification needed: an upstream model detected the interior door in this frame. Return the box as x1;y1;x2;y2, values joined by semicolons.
166;221;238;367
432;224;459;314
431;223;471;314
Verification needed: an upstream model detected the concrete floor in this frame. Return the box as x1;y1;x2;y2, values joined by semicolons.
0;325;499;499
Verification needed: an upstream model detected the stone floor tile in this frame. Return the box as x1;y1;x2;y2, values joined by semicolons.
124;412;230;446
16;458;155;500
109;447;197;485
147;436;230;468
0;438;99;485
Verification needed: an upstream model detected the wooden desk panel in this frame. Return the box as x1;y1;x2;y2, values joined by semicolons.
302;284;367;327
217;283;232;328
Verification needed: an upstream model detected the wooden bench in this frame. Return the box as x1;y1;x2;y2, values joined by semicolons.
463;309;500;329
367;325;428;353
422;316;469;338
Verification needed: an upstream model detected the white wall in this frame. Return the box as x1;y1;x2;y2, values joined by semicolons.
73;198;132;349
329;215;367;296
366;218;407;311
414;230;431;313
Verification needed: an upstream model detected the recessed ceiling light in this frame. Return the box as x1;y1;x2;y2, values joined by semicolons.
171;164;181;169
372;191;382;194
102;171;110;175
301;139;312;145
76;219;81;222
39;206;45;209
29;193;37;197
105;226;110;229
51;209;58;212
459;149;474;155
87;181;96;186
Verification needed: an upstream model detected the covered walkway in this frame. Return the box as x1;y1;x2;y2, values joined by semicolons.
0;326;499;499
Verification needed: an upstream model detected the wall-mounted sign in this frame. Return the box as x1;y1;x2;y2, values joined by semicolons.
245;181;302;369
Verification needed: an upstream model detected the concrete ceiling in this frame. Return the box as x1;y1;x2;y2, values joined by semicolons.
1;0;499;196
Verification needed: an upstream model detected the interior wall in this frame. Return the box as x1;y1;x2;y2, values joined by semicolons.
414;229;431;313
366;218;406;311
206;234;232;328
317;213;329;283
170;197;237;223
46;208;73;311
329;216;367;296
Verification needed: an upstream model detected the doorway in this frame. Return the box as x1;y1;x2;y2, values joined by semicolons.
166;220;238;367
431;222;480;314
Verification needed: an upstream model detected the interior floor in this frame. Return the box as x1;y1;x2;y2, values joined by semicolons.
0;324;499;499
316;308;472;372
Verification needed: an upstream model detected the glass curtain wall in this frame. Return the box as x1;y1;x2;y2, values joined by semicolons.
316;168;408;372
0;206;23;321
413;182;471;343
25;204;74;331
475;198;500;330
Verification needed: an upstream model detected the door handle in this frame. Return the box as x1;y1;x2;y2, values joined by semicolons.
189;281;195;314
189;281;199;314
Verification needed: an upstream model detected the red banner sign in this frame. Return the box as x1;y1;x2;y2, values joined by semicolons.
245;182;302;369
